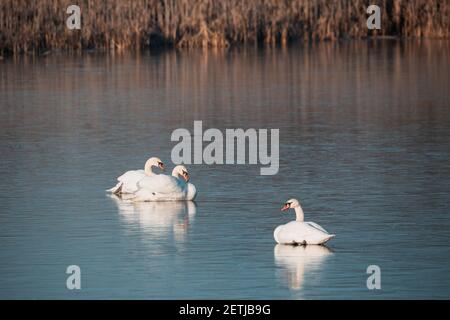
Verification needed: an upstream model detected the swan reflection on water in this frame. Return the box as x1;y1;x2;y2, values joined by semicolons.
274;244;333;291
108;194;197;245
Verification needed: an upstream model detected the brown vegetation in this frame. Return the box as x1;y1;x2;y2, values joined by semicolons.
0;0;449;55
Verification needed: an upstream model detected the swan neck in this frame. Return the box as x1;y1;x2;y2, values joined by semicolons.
171;168;178;177
294;206;304;222
144;161;153;175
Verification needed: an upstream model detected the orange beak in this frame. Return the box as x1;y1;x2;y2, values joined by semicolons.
182;172;190;182
158;163;165;171
281;203;290;211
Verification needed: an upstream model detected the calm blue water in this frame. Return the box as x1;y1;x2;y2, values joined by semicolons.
0;40;449;299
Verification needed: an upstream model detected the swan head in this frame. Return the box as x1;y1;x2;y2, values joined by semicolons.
172;165;190;182
281;198;300;211
144;157;165;174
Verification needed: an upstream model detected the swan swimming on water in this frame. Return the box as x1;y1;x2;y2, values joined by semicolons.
106;157;165;194
131;165;197;201
274;198;335;245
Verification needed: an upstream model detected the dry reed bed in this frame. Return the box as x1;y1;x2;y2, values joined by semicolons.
0;0;449;55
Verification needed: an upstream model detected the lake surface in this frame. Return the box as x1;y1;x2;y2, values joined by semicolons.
1;40;449;299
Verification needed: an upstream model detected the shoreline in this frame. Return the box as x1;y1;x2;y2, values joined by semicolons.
2;36;450;60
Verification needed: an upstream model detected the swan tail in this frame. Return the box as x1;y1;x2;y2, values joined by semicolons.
321;234;335;244
106;182;123;194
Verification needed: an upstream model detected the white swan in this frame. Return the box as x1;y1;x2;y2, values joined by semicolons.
131;165;197;201
274;199;335;245
106;157;165;194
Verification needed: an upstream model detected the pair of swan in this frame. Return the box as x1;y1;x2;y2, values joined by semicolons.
106;157;196;201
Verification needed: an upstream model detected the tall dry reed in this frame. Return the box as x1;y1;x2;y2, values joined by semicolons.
0;0;448;55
